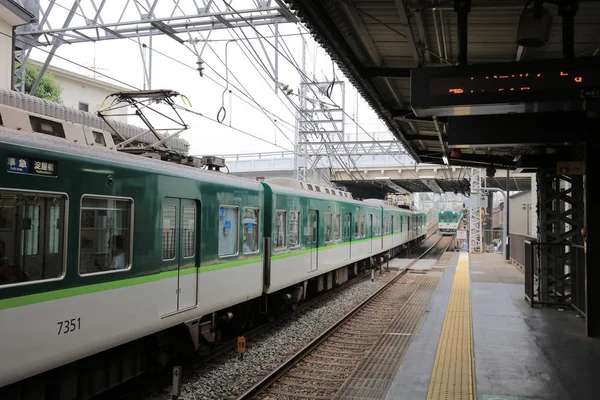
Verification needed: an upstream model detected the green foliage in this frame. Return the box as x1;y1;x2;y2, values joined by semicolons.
24;62;62;103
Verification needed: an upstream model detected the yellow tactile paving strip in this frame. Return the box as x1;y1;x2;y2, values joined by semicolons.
427;252;475;400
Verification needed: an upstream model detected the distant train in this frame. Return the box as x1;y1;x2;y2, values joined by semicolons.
438;210;462;235
0;90;428;398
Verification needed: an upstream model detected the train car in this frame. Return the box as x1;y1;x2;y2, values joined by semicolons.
0;93;429;398
438;210;462;235
260;182;425;304
0;127;266;392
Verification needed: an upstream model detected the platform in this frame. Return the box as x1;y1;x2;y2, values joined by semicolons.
336;252;600;400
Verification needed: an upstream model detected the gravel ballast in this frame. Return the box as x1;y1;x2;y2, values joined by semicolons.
145;271;395;400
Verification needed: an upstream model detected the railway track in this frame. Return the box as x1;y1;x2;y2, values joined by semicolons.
236;235;451;400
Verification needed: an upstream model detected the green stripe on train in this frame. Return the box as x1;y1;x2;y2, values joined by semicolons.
0;233;418;310
0;258;259;311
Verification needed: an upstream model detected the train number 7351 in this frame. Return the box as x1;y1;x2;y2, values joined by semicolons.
57;318;81;335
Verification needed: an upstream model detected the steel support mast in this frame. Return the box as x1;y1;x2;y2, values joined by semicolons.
469;167;483;253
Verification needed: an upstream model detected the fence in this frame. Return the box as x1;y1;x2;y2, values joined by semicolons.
524;241;585;315
510;233;536;268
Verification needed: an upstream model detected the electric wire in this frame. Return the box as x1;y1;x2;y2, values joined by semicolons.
224;1;424;180
167;0;299;148
46;0;300;136
21;2;407;186
2;30;295;155
45;0;301;153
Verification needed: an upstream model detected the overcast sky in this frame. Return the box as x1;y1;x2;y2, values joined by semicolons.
28;0;397;157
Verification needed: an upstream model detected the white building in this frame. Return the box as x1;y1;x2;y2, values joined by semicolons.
28;59;130;124
0;1;34;89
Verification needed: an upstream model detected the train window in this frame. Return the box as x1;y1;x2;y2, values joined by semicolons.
354;214;359;238
162;205;177;260
0;190;66;287
243;207;259;254
367;214;372;237
344;213;351;239
315;186;321;192
360;214;366;238
219;206;239;257
29;116;66;138
308;212;317;244
324;213;332;243
182;206;196;258
79;196;132;275
274;210;287;250
333;214;341;241
288;210;300;248
92;131;107;146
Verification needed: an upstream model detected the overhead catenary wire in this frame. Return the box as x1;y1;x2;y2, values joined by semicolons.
166;0;299;149
2;30;297;156
44;0;300;138
218;8;363;182
42;1;325;178
20;2;414;185
223;1;425;181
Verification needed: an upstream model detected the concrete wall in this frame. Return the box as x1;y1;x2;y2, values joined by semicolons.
0;21;11;90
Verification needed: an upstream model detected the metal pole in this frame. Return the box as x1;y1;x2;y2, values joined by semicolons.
506;169;510;260
148;31;153;90
476;187;508;260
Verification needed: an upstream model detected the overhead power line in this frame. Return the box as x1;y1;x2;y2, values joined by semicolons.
3;29;294;155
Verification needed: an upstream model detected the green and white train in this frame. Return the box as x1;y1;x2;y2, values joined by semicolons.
438;210;462;235
0;94;427;397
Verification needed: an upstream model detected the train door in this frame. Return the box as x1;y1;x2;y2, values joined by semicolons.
391;216;395;247
307;210;318;272
368;214;373;252
344;212;351;260
160;198;199;316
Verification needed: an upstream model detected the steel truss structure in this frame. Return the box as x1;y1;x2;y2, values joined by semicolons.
535;170;585;310
13;0;412;187
13;0;295;94
295;76;346;181
469;167;483;253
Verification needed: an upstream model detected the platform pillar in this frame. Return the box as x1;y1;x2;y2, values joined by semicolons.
536;167;584;307
585;142;600;336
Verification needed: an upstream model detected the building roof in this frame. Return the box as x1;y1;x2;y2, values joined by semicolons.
28;59;131;94
0;0;35;26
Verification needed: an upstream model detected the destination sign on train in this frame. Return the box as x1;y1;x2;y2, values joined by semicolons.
6;156;58;177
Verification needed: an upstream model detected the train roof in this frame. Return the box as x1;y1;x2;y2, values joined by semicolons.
264;178;420;213
0;89;190;152
0;128;263;191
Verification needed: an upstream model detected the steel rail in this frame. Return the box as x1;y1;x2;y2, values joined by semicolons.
235;235;445;399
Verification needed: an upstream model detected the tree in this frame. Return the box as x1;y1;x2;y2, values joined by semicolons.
24;62;62;103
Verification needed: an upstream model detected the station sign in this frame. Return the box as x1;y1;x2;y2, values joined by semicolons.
557;161;585;175
457;229;468;240
6;156;58;177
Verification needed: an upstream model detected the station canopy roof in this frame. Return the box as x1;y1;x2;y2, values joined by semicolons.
284;0;599;171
